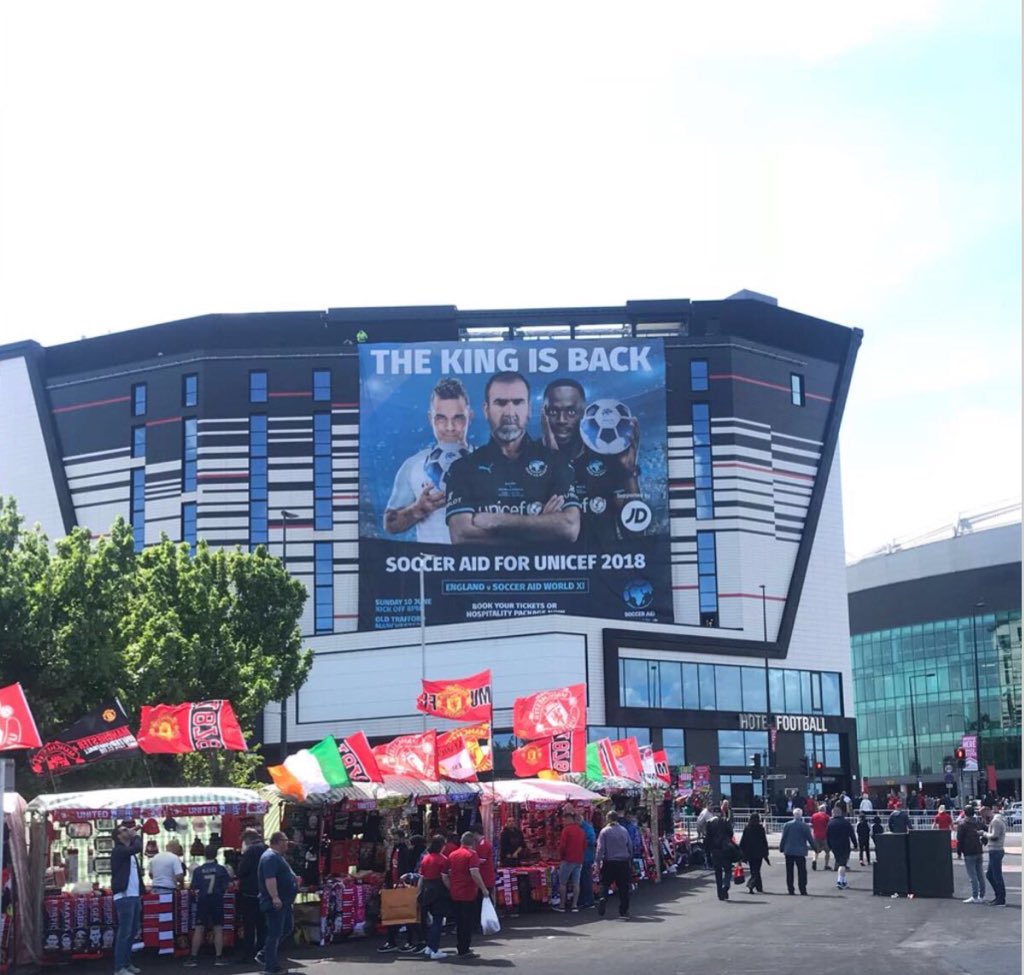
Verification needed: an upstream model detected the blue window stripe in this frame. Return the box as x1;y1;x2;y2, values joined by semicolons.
313;413;332;531
696;530;718;622
183;374;198;408
249;415;268;544
690;359;709;392
182;501;197;547
314;541;333;633
131;468;146;552
313;369;332;402
250;371;268;403
132;426;146;459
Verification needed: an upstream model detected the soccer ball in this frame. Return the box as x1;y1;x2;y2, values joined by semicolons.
424;444;469;491
580;399;634;455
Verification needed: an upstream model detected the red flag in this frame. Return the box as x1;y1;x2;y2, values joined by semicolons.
417;670;492;723
437;722;492;781
338;731;383;783
0;683;42;750
511;731;586;777
653;749;672;785
512;684;586;739
372;731;438;781
137;701;247;754
610;737;644;781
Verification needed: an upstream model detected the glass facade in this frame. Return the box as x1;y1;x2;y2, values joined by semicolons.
313;412;333;531
620;658;842;715
853;611;1022;779
249;415;268;547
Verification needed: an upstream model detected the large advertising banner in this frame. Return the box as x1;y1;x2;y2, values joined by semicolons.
358;340;671;630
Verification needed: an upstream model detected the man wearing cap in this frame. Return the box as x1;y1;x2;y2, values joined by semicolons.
148;839;185;891
111;823;144;975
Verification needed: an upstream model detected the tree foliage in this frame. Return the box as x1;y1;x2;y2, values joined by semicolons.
0;498;311;796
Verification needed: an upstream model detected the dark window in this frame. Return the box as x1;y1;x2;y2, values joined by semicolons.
250;371;268;403
131;468;145;552
313;412;332;531
182;501;197;547
249;415;268;547
183;373;198;408
132;383;147;417
714;665;742;710
313;369;332;402
791;373;805;406
131;425;146;459
314;541;334;633
692;403;713;519
697;530;718;626
690;359;709;392
620;659;652;708
182;418;198;492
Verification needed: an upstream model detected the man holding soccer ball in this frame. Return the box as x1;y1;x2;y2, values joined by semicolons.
384;377;473;543
446;371;580;545
541;379;641;545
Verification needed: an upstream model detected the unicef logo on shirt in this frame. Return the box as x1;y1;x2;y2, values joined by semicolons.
622;579;654;610
590;496;607;514
586;458;607;477
527;501;543;515
525;459;548;478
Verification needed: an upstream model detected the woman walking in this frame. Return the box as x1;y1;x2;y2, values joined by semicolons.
740;812;770;893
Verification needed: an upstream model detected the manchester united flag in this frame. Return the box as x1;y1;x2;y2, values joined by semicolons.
437;722;492;781
512;684;586;740
417;670;492;723
0;683;42;751
30;700;139;775
654;749;672;785
610;737;644;782
338;731;383;783
137;700;247;754
372;730;438;781
511;730;586;777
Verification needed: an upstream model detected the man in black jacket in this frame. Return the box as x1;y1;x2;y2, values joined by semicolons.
111;823;144;975
704;804;735;901
233;829;267;963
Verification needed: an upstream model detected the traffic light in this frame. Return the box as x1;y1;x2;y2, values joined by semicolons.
799;756;809;775
814;761;824;773
751;752;762;770
955;746;966;769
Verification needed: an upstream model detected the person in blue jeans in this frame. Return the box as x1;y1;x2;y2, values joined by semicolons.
984;804;1007;906
111;824;143;975
578;817;597;908
258;832;298;975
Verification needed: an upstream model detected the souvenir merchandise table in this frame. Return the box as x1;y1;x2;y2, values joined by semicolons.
269;777;485;946
478;780;605;913
25;787;266;965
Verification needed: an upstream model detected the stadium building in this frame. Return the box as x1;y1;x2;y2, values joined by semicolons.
0;294;861;804
849;511;1022;799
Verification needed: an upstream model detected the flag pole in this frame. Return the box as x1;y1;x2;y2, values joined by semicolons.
419;559;427;732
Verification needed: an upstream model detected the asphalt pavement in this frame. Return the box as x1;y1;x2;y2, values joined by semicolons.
70;838;1022;975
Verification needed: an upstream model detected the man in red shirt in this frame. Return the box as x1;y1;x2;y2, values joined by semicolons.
809;803;832;871
447;832;492;958
554;810;587;912
933;804;953;831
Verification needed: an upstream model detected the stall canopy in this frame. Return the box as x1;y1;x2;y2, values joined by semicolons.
269;776;485;806
479;779;604;805
26;786;267;821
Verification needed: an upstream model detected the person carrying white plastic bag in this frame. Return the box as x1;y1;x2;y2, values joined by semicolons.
480;895;501;935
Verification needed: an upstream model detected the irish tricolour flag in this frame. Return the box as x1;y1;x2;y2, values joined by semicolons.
268;736;351;800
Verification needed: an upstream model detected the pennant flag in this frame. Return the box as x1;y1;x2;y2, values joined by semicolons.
338;731;383;783
372;730;438;780
511;731;586;777
654;749;672;785
610;737;644;782
137;700;247;754
512;684;586;740
639;744;660;786
268;736;351;801
417;670;492;723
0;683;42;751
437;723;492;781
585;738;620;781
30;699;138;775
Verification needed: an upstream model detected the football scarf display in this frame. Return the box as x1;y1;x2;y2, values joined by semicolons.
30;700;139;776
0;682;42;750
371;731;438;780
417;670;492;723
137;700;247;754
512;684;586;740
511;730;586;777
268;736;352;800
337;731;383;783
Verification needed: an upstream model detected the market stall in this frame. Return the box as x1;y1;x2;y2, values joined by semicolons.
2;793;32;973
25;787;266;964
479;779;605;913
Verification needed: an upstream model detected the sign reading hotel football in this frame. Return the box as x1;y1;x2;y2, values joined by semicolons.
358;340;670;629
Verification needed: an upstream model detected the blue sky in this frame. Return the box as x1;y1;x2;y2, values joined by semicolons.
0;1;1018;558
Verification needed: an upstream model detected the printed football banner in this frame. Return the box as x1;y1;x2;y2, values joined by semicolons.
30;700;139;775
358;340;671;629
512;684;586;740
417;670;492;722
511;731;587;777
136;700;247;754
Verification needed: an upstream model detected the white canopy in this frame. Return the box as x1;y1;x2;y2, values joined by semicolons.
26;786;267;820
479;778;604;805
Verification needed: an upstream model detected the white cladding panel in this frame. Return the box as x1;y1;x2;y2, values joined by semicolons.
0;356;66;540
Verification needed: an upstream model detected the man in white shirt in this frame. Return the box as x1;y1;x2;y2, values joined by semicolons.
384;377;473;544
859;794;874;814
149;839;185;891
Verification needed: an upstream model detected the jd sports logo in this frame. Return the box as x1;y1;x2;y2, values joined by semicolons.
620;500;652;532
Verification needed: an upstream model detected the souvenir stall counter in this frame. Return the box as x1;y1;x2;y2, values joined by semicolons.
268;778;484;947
479;780;604;914
2;793;32;973
25;787;266;964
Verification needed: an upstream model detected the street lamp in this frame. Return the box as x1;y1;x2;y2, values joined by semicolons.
279;509;299;758
908;672;936;780
970;599;985;797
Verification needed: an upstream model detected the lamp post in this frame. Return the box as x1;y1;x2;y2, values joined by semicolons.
908;672;935;783
970;599;985;798
279;509;299;758
759;583;770;809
